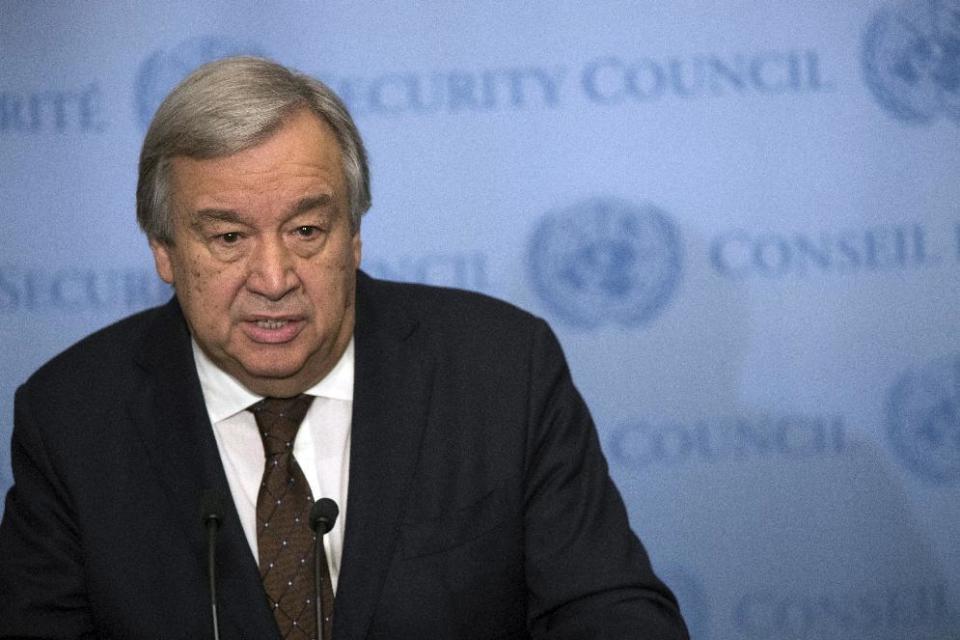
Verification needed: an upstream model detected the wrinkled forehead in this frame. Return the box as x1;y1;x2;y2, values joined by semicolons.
168;110;348;203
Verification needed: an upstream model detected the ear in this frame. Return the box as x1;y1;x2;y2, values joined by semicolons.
351;230;362;268
149;238;176;285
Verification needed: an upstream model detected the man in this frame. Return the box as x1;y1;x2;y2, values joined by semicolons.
0;57;688;639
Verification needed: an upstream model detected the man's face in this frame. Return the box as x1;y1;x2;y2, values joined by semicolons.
150;109;361;397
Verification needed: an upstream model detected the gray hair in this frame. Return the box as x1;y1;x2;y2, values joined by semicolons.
137;56;370;243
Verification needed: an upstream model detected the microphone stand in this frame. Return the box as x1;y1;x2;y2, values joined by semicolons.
314;535;325;640
200;491;224;640
310;498;339;640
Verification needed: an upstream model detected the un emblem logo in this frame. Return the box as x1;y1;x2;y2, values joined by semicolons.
886;355;960;483
135;36;266;129
862;0;960;124
527;197;682;328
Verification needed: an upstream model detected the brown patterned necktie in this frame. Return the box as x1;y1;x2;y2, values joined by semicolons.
251;395;334;640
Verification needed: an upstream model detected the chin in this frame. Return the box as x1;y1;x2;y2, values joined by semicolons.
231;351;305;378
241;362;305;381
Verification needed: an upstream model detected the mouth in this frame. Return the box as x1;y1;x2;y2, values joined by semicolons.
256;318;290;330
242;316;306;344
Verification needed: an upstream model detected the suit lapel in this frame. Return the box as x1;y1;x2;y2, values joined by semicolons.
335;273;432;640
130;299;278;639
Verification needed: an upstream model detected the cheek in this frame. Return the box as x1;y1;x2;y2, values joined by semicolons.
187;261;213;294
302;257;355;308
181;257;233;311
306;240;353;279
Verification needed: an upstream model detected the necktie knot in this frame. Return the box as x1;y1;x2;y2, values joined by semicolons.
251;395;314;457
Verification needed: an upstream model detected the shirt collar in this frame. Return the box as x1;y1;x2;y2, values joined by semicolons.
193;337;355;424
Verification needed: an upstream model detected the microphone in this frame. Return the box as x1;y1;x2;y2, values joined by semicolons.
310;497;339;535
200;490;226;640
309;498;339;640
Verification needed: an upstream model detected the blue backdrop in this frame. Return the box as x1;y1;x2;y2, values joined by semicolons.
2;2;959;638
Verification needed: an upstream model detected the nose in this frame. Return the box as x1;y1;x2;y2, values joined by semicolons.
245;236;299;300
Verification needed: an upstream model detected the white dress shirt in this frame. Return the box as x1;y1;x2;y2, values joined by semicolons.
193;339;353;592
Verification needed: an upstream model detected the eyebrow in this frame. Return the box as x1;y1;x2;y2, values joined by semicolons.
190;195;336;227
191;209;244;226
291;194;334;216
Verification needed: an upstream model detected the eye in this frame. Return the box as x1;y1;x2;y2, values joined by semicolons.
218;232;242;244
295;226;321;238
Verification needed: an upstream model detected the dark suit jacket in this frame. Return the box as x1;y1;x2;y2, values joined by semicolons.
0;272;687;639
